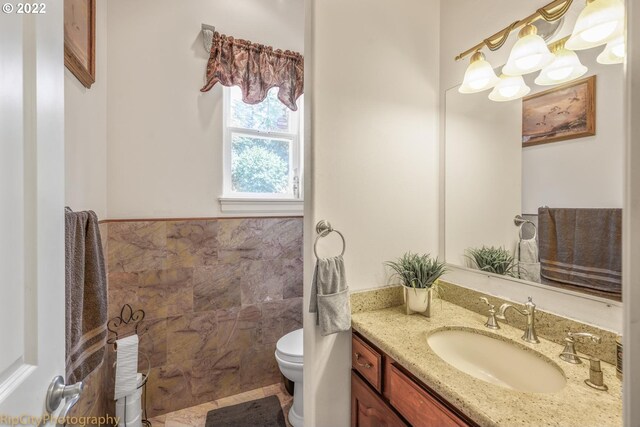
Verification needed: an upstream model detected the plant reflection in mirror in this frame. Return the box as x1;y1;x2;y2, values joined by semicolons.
466;246;521;278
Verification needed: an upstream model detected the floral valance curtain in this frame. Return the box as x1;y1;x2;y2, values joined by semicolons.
200;31;304;111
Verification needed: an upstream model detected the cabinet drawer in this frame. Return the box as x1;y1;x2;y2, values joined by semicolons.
388;364;467;427
352;334;382;392
352;371;407;427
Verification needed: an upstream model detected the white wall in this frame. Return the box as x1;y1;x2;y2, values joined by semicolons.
65;0;107;219
439;0;623;331
304;0;441;425
522;50;625;213
106;0;304;219
445;89;522;265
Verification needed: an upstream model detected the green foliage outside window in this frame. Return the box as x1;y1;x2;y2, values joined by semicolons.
231;137;290;193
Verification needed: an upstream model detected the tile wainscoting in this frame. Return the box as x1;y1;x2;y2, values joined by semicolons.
97;217;302;418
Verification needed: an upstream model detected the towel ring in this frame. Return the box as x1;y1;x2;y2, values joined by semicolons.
519;223;537;241
314;220;346;259
514;215;537;241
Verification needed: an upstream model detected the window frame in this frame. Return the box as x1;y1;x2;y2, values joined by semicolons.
220;87;303;214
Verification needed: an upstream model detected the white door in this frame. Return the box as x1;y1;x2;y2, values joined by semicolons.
0;1;68;420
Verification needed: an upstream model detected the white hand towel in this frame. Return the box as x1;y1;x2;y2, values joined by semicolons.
518;238;541;283
309;256;350;336
519;238;539;263
114;334;138;400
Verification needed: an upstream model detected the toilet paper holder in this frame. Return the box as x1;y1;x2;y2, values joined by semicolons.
108;304;151;427
107;304;149;348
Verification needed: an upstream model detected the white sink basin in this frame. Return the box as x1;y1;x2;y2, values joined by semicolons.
427;328;566;393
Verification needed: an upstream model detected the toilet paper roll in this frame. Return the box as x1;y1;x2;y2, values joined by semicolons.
114;334;139;400
116;373;143;422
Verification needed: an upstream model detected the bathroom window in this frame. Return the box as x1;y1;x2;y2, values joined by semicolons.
220;86;303;214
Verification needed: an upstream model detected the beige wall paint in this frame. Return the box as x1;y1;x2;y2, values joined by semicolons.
304;0;441;425
445;89;522;264
64;0;108;218
105;0;304;219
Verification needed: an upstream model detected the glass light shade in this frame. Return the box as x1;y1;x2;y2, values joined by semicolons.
597;35;625;64
459;52;500;94
503;25;554;76
535;48;588;85
489;75;531;102
565;0;625;50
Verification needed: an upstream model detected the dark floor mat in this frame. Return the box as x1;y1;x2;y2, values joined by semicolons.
205;395;286;427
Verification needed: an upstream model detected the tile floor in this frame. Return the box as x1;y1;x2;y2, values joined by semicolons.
147;382;293;427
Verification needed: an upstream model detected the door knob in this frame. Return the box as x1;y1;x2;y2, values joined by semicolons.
45;376;84;425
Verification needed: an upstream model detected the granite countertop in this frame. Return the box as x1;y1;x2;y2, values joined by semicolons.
351;301;622;427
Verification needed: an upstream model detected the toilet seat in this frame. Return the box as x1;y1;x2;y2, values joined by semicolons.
275;328;303;364
275;328;304;427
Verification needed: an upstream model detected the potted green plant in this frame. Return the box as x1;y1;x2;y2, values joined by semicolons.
466;246;519;277
385;252;447;316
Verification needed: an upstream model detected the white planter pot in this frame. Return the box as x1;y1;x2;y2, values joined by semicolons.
404;286;432;317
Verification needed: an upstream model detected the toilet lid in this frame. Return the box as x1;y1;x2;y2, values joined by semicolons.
276;328;303;361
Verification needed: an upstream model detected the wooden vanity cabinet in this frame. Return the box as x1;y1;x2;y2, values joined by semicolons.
352;332;477;427
352;372;408;427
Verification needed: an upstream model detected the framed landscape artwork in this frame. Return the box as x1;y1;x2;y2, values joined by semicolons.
522;76;596;147
64;0;96;88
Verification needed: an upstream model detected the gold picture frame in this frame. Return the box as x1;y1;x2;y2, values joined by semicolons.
522;76;596;147
64;0;96;89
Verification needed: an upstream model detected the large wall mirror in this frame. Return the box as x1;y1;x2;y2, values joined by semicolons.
445;46;624;303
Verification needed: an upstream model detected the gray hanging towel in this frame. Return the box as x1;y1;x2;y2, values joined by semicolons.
518;238;541;283
538;207;622;295
309;256;351;336
65;209;108;383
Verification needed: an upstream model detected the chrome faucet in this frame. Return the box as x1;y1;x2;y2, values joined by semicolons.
560;331;601;364
479;297;500;330
495;297;540;344
559;331;608;391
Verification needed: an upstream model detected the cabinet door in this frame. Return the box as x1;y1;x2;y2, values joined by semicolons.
388;364;468;427
352;371;407;427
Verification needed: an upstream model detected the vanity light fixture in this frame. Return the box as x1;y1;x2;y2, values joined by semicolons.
535;38;588;85
503;24;555;76
597;34;625;64
454;0;626;94
459;52;500;93
565;0;625;50
489;74;531;102
454;0;573;63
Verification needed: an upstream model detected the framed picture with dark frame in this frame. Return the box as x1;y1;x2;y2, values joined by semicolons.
522;75;596;147
64;0;96;89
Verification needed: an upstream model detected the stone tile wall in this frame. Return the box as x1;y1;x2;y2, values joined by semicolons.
104;217;303;417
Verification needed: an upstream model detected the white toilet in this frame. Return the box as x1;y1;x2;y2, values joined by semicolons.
275;328;303;427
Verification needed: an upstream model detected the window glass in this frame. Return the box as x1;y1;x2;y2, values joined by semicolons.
230;134;291;194
229;86;291;133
